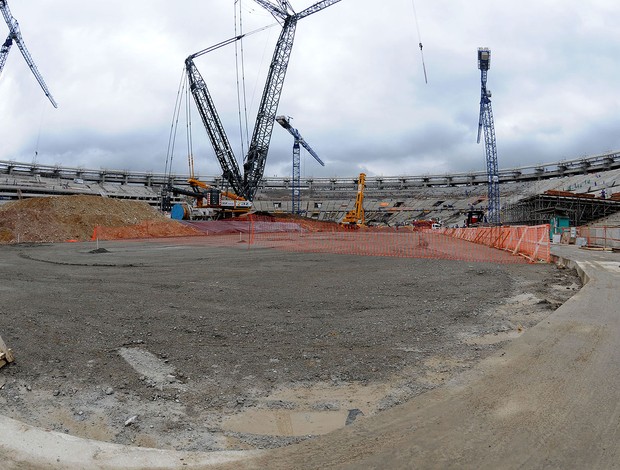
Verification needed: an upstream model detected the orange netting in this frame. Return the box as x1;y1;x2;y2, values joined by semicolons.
91;220;202;240
163;216;548;264
90;214;550;263
440;225;551;262
575;225;620;249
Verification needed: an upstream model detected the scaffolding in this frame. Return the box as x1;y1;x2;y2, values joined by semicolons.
502;194;620;226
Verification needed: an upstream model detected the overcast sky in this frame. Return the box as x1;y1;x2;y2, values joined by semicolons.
1;0;619;179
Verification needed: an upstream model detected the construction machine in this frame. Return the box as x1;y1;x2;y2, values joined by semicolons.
169;179;252;220
340;173;366;226
477;47;500;225
183;0;342;205
276;115;325;215
465;209;485;227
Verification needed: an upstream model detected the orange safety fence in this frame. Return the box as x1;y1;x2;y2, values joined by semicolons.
177;216;548;263
91;220;202;241
439;224;550;263
575;225;620;249
91;215;550;263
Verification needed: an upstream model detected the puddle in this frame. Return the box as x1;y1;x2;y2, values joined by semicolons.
221;382;388;437
222;409;349;436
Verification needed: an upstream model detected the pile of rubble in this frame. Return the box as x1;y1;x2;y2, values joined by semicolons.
0;195;199;244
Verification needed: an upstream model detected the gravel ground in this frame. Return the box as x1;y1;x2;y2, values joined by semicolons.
0;238;581;452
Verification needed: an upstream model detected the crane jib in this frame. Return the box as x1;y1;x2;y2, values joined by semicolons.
0;0;57;108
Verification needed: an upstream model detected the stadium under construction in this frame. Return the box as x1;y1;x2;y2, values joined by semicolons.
1;150;620;230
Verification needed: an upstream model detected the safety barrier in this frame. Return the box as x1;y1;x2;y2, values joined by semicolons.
91;220;201;241
179;216;546;263
576;225;620;249
440;224;551;263
89;216;550;263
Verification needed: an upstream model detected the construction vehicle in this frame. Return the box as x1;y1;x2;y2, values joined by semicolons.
465;209;485;227
476;47;500;224
0;0;57;107
169;178;252;220
181;0;342;206
340;173;366;226
276;115;325;215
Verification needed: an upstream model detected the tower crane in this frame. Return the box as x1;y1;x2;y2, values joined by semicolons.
0;0;57;108
276;115;324;215
183;0;342;204
476;47;499;225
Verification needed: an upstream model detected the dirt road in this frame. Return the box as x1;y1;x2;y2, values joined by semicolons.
0;238;579;455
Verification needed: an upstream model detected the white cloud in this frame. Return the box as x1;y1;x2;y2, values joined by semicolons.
1;0;620;180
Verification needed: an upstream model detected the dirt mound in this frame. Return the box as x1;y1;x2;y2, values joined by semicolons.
254;213;341;232
0;195;198;243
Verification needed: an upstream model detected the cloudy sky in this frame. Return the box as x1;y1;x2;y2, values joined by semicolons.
1;0;619;179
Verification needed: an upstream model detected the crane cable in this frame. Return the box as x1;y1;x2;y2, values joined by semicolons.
234;0;251;156
185;72;195;179
410;0;428;84
164;68;187;179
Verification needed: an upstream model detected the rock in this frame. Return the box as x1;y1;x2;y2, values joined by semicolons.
345;409;364;426
124;415;138;426
105;387;114;395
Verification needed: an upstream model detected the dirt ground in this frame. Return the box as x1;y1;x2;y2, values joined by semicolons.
0;195;200;243
0;238;581;453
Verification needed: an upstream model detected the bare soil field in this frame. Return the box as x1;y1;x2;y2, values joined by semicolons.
0;238;581;452
0;195;199;243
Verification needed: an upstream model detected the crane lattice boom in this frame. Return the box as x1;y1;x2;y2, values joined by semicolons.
0;0;57;108
276;115;324;214
477;47;500;225
185;0;342;201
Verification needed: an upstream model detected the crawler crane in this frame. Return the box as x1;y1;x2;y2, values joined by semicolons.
181;0;342;205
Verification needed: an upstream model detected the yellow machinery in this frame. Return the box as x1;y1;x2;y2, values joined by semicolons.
340;173;366;226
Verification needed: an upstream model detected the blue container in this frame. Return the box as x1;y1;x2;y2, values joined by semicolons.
171;203;188;220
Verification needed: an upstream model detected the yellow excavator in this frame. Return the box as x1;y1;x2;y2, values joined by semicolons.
340;173;366;226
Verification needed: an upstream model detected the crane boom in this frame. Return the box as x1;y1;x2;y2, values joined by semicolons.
185;57;244;196
243;0;342;201
477;47;500;225
0;34;11;73
185;0;342;202
297;0;343;20
276;115;324;165
242;14;297;200
0;0;57;108
276;114;324;214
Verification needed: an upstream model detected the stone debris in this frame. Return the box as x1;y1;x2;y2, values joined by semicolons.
0;335;15;369
124;415;138;427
